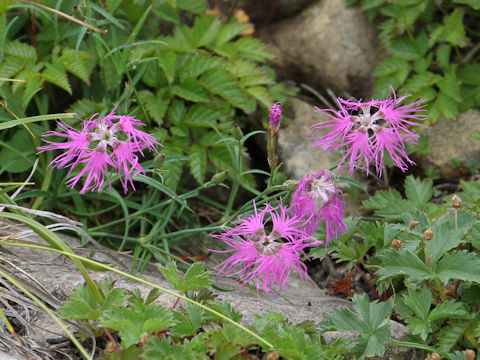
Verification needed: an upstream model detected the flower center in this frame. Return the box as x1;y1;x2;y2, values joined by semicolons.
253;230;282;256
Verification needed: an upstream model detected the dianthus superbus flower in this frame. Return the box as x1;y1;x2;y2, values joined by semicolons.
38;104;161;193
211;202;318;294
310;91;426;175
291;170;347;246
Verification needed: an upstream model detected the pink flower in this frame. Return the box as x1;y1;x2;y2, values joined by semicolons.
269;102;283;128
291;170;347;246
211;202;318;294
310;91;426;175
38;104;161;193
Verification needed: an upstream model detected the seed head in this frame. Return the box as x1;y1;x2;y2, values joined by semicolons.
451;194;462;209
409;220;420;230
423;228;434;240
391;239;402;249
464;349;475;360
426;352;441;360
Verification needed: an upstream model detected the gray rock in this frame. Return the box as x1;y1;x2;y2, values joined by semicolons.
262;0;382;97
278;97;346;179
0;218;407;359
422;109;480;179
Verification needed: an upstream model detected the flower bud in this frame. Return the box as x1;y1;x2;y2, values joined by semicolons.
269;102;283;128
232;123;243;140
282;179;299;191
451;194;462;209
464;349;475;360
423;228;434;240
212;170;228;184
153;153;165;169
391;239;402;249
409;220;420;230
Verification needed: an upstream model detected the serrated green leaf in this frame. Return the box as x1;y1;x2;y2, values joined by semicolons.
373;58;410;78
402;287;432;340
208;146;232;172
199;70;251;112
158;261;212;292
437;320;468;353
0;57;26;86
233;37;274;62
435;251;480;284
22;73;42;107
436;44;451;68
362;188;416;220
172;303;203;337
377;249;431;282
404;176;433;207
216;19;249;46
243;86;271;108
5;41;36;60
437;66;462;103
433;92;459;120
444;9;469;47
101;305;172;349
42;63;72;94
157;51;177;84
393;1;428;32
426;216;468;266
184;103;221;128
139;90;170;126
403;71;441;94
172;78;210;102
321;294;393;358
67;99;102;119
387;37;422;60
429;300;468;321
178;54;224;79
191;15;220;48
189;144;207;184
58;49;92;84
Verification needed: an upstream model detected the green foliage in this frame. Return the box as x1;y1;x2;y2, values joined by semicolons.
321;294;394;358
158;261;213;292
325;176;480;358
352;0;480;122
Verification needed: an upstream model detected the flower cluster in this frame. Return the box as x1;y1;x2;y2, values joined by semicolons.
213;169;346;294
38;105;161;193
310;91;426;175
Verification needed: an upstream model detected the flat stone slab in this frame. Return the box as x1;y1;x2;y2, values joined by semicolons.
0;218;416;359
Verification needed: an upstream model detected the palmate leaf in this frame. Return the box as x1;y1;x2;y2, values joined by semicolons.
404;175;433;207
158;262;212;292
171;303;203;337
362;187;415;220
101;305;173;349
321;294;394;358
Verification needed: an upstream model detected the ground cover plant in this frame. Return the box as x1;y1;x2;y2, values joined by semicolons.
1;0;480;359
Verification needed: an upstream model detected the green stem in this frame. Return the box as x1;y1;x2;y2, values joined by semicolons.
1;241;274;350
433;277;448;302
391;340;448;358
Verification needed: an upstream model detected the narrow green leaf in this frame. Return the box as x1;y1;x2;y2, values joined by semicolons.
0;113;75;130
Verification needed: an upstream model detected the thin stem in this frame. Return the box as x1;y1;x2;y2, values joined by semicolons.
433;277;448;302
2;242;275;349
20;0;107;34
353;262;381;301
391;340;448;358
